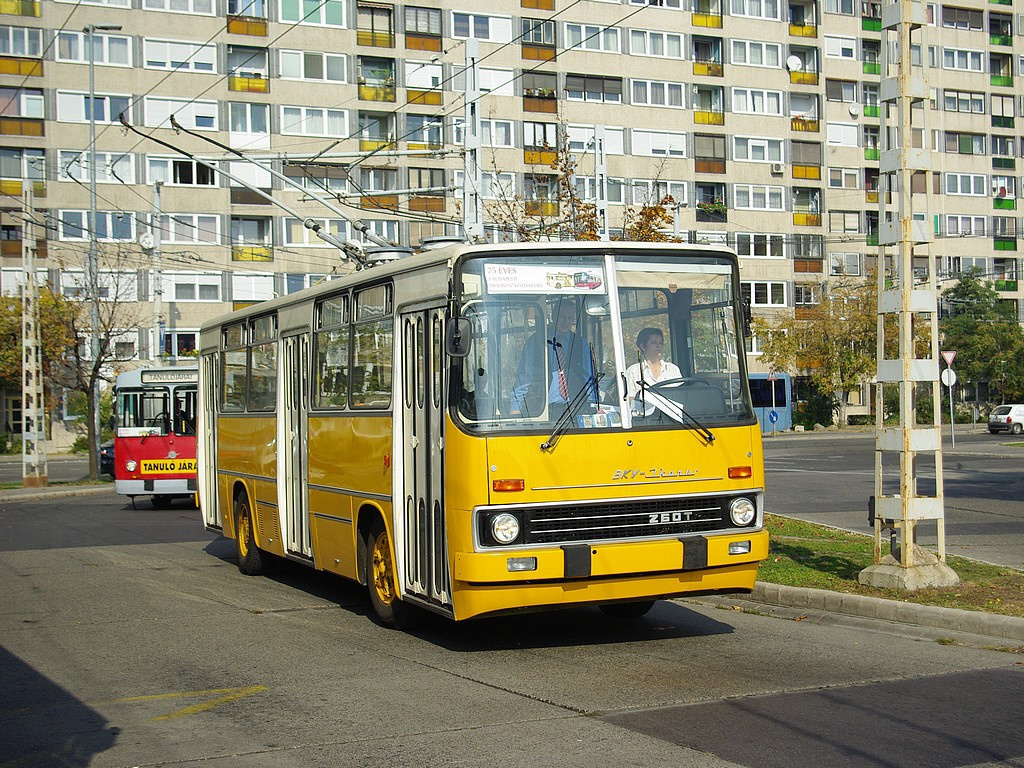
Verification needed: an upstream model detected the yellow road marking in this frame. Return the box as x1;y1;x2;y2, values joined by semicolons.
100;685;267;721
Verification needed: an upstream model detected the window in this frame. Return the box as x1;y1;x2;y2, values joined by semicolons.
945;173;986;196
481;171;515;199
734;137;783;162
0;148;43;183
567;125;625;154
992;175;1015;198
451;66;515;96
791;141;822;166
228;0;267;15
828;210;859;233
169;272;220;302
825;79;857;102
56;91;130;124
565;74;622;103
58;150;133;184
0;25;42;57
452;12;513;42
61;270;138;301
147;157;216;187
59;210;134;241
150;213;219;244
945;215;986;236
453;117;514;147
280;105;347;136
280;49;346;82
229;102;268;135
942;48;983;71
631;179;687;206
742;281;786;307
735;233;784;258
943;90;985;113
280;0;345;26
731;40;781;67
284;217;349;245
351;284;393;408
405;60;441;90
941;6;982;29
315;294;350;409
145;0;213;12
406;113;442;147
828;167;859;188
944;132;985;155
630;79;684;108
829;253;861;275
522;18;555;45
824;35;856;59
574;175;626;204
826;122;859;146
144;97;217;130
245;314;277;412
565;23;620;52
405;6;441;35
629;29;684;58
733;184;784;210
631;129;686;156
991;94;1014;120
524;121;557;149
824;0;855;13
732;88;783;115
56;31;131;66
730;0;780;19
793;284;820;305
143;39;217;72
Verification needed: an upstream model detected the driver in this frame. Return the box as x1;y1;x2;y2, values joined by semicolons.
625;327;681;416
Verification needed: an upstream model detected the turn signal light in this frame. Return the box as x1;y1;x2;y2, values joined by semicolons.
492;479;525;492
728;466;752;479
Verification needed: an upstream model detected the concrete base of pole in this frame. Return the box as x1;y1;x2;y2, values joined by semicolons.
858;544;960;590
22;475;48;488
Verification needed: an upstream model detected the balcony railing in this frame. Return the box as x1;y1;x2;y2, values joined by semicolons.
694;109;725;125
523;94;557;113
791;116;819;131
792;164;821;180
522;0;555;8
793;210;821;226
0;56;42;76
357;30;395;47
990;33;1012;45
990;74;1013;87
0;117;44;136
993;242;1018;254
695;158;726;173
0;0;39;15
361;194;399;210
993;157;1016;170
794;258;823;273
226;14;268;35
229;74;269;93
405;33;441;52
994;276;1018;286
862;61;880;75
993;197;1016;210
863;105;880;118
0;178;45;197
790;70;818;85
864;147;880;160
525;200;559;216
524;148;557;165
992;115;1014;128
359;138;396;152
693;12;724;27
409;196;446;212
861;16;881;30
1;239;47;258
789;22;817;36
408;89;442;106
522;44;556;61
358;83;396;102
693;60;724;76
231;245;272;262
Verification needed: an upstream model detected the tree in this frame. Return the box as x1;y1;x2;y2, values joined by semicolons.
753;277;877;425
940;271;1024;403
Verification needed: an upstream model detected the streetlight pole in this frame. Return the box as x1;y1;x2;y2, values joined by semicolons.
85;22;121;476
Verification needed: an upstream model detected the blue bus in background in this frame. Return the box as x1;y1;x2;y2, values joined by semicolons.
748;372;792;433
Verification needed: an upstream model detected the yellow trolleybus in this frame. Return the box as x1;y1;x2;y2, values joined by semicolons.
198;242;769;627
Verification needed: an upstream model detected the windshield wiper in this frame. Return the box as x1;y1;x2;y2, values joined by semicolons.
540;371;603;452
639;380;716;446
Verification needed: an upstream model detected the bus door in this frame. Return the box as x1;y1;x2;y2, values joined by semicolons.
400;307;451;609
280;333;312;559
199;353;220;529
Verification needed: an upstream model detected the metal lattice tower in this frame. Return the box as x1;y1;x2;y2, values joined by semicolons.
21;189;47;488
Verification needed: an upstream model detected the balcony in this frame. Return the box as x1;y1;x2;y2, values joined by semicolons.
989;0;1011;5
791;117;819;132
231;245;272;261
993;157;1016;171
862;61;880;75
525;200;559;216
990;75;1013;87
1;238;47;258
0;178;45;197
407;89;442;106
694;11;723;27
861;15;881;30
358;82;396;102
0;0;39;15
0;56;42;76
993;241;1017;254
524;148;557;166
226;14;268;36
794;258;823;273
229;74;269;93
792;164;821;180
992;115;1014;128
357;30;395;47
990;33;1012;46
863;105;879;118
693;60;723;77
0;117;43;136
405;33;441;52
993;197;1016;210
694;110;724;125
864;147;880;161
522;0;555;8
359;138;396;152
360;194;399;210
696;201;727;222
789;22;816;36
523;90;557;113
865;190;879;203
793;211;821;226
410;196;445;213
790;70;818;85
522;43;556;61
695;158;726;174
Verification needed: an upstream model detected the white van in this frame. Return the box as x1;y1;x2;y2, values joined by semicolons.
988;403;1024;435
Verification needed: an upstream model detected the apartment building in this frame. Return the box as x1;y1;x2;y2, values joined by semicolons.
1;0;1022;425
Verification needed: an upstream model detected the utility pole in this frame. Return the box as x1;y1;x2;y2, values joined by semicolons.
861;0;957;589
21;189;47;487
461;38;484;241
148;181;163;361
593;125;609;241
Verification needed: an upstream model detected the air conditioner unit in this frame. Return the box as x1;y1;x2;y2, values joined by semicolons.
770;162;785;175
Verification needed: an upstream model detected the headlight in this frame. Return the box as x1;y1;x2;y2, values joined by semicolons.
490;512;521;544
729;497;756;527
126;460;137;472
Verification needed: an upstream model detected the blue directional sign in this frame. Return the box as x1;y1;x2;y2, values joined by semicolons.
768;410;779;424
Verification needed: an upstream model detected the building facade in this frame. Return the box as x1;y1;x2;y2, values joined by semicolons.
1;0;1022;428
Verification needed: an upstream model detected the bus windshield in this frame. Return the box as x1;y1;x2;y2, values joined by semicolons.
118;387;197;436
453;249;754;435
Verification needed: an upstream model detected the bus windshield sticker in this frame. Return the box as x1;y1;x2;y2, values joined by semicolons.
483;264;606;295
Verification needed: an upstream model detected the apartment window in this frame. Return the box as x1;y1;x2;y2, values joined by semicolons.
56;31;131;66
406;114;442;146
945;173;986;196
280;50;346;82
230;102;269;134
280;0;345;26
524;121;557;149
405;6;440;34
825;79;857;103
565;23;620;52
283;217;349;245
281;106;347;136
231;217;271;246
731;40;781;67
730;0;780;20
791;141;822;166
452;118;513;147
694;133;726;172
826;122;859;146
143;39;217;72
59;210;134;241
360;167;397;192
284;163;348;193
574;176;626;204
565;74;622;103
1;25;42;57
742;281;787;307
148;157;216;186
522;18;555;45
147;0;212;11
451;65;516;96
942;48;983;71
630;79;684;108
943;90;985;113
405;60;441;90
735;233;784;258
945;215;986;236
228;0;267;15
58;150;132;183
941;6;982;29
62;271;138;301
567;125;625;154
409;166;444;193
944;132;985;155
992;135;1014;157
824;0;855;13
794;284;820;305
732;88;783;115
828;210;860;232
632;129;686;156
991;94;1014;120
153;213;219;244
733;184;784;210
452;12;513;42
631;179;687;206
791;93;819;121
0;148;43;183
144;97;217;130
829;253;860;276
56;91;129;124
828;168;859;188
479;172;515;199
992;175;1015;198
630;0;682;6
824;35;856;59
629;29;684;58
734;137;783;162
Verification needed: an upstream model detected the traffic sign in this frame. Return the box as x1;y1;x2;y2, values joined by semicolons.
767;370;778;382
941;350;956;367
768;410;779;424
940;368;957;387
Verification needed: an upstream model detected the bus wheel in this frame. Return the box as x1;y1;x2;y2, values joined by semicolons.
365;520;416;629
235;493;265;575
152;494;172;508
599;600;656;618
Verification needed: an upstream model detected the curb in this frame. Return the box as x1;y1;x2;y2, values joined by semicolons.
0;485;114;503
751;581;1024;643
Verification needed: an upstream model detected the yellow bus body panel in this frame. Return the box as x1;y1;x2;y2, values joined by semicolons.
216;415;279;553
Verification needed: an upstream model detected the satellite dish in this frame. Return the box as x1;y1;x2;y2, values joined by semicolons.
138;232;155;251
849;103;861;116
786;55;802;71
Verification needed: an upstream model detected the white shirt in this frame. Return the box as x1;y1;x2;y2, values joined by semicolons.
625;358;682;415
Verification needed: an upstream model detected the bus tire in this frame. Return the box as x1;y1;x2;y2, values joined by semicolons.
365;519;417;630
152;494;172;508
599;600;656;618
235;491;265;575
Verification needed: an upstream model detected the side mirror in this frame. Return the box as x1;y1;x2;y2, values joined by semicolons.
446;317;472;357
107;415;116;430
742;298;752;338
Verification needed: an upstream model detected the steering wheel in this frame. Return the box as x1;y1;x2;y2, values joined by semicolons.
654;377;713;388
149;412;167;428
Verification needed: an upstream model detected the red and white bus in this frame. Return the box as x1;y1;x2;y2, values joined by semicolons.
113;366;198;507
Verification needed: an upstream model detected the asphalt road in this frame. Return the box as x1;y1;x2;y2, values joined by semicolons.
1;492;1023;767
763;427;1024;569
